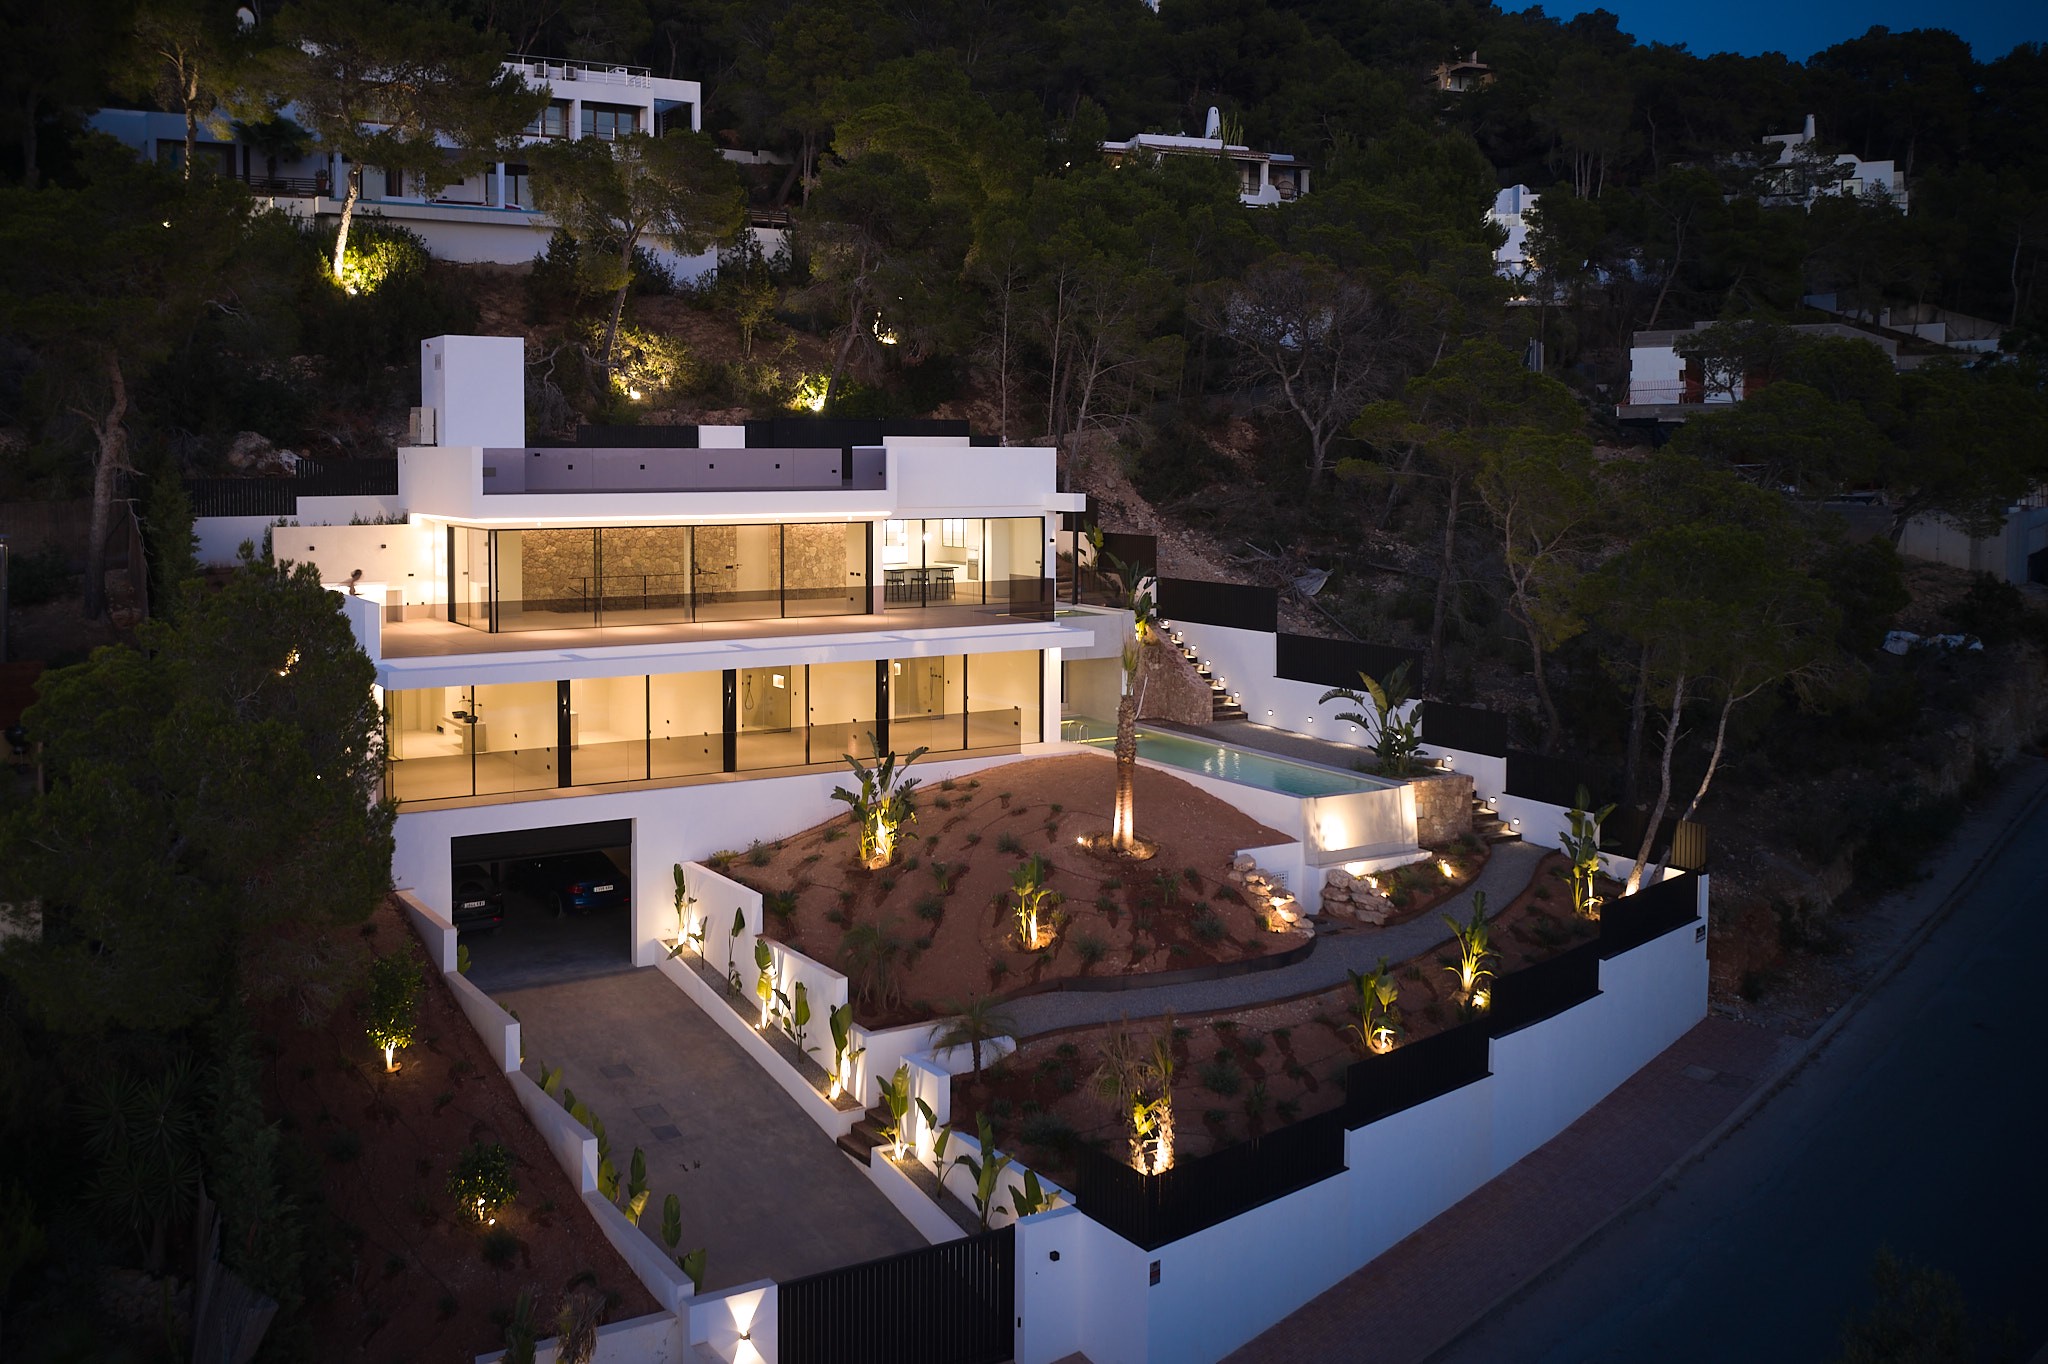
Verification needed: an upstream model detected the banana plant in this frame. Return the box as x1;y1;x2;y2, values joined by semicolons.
877;1063;913;1160
1011;854;1062;950
660;1194;708;1295
831;734;930;867
1345;957;1403;1054
667;865;703;957
1319;662;1423;777
914;1098;952;1199
1561;787;1616;919
754;938;775;1027
621;1147;649;1224
791;981;812;1054
1009;1167;1053;1219
725;907;746;996
1444;892;1498;1007
828;1003;864;1101
951;1114;1013;1230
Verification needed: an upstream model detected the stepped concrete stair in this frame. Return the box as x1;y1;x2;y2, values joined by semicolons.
1472;793;1520;844
836;1105;895;1165
1162;621;1246;722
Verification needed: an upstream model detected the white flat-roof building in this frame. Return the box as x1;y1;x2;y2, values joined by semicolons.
90;55;718;277
1759;114;1909;215
231;336;1098;949
1101;110;1309;207
1489;184;1538;280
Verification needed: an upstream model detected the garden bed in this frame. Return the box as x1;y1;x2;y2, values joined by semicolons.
262;898;657;1361
952;852;1621;1178
723;754;1296;1027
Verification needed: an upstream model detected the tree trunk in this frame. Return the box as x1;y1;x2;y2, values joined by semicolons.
1426;477;1460;688
83;352;130;621
603;239;635;375
1524;616;1562;752
825;284;863;409
330;166;362;284
1626;674;1685;895
183;105;197;182
1112;689;1138;851
1620;644;1650;809
1678;688;1746;826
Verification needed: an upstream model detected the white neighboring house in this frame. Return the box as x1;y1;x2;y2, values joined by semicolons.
89;55;720;279
1488;184;1538;283
1759;114;1909;215
1620;320;1925;417
1101;109;1309;207
198;334;1099;950
1899;492;2048;587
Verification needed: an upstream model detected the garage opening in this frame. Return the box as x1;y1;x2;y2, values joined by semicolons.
451;818;634;992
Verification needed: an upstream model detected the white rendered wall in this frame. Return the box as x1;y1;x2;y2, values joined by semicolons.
289;523;434;592
1167;621;1395;751
422;336;526;448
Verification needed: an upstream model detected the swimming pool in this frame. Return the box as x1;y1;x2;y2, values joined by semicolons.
1060;718;1394;798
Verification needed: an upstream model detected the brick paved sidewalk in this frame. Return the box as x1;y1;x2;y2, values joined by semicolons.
1223;1013;1797;1364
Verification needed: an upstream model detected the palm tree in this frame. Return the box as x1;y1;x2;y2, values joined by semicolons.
929;995;1018;1081
1099;550;1156;855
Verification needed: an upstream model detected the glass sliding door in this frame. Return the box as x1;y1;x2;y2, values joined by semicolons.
598;526;693;625
569;674;648;785
452;527;492;628
735;664;805;770
495;528;597;630
650;670;723;777
471;681;559;794
386;685;479;800
783;522;866;617
695;524;783;622
890;654;965;754
807;660;878;765
985;517;1046;606
967;649;1041;749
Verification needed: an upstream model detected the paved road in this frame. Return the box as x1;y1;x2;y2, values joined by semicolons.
1436;783;2048;1363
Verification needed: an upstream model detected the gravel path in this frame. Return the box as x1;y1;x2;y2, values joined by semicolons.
1005;840;1546;1035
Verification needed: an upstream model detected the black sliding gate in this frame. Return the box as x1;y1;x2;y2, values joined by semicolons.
778;1226;1015;1364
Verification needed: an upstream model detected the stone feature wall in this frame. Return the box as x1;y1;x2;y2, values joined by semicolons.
517;527;596;610
598;526;690;607
1410;770;1475;846
785;522;855;603
1135;637;1214;726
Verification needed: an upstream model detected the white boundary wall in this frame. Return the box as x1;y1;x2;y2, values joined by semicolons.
1008;876;1710;1364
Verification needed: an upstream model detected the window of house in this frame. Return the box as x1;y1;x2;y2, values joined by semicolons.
582;104;639;140
529;101;571;139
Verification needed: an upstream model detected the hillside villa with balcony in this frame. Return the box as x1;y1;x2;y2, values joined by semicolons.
1101;108;1309;207
89;55;719;276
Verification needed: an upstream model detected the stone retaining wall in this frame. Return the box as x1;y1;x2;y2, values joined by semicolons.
1411;771;1474;846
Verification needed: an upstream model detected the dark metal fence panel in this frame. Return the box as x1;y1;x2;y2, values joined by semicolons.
1420;703;1509;757
1486;940;1603;1036
1343;1019;1492;1128
1599;872;1701;958
778;1226;1015;1364
185;460;400;518
1156;577;1278;633
1070;1108;1347;1251
1504;749;1619;809
1274;633;1422;690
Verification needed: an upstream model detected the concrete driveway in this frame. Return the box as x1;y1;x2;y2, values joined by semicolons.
497;968;926;1291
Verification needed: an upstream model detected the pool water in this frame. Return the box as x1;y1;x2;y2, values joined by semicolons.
1061;718;1391;798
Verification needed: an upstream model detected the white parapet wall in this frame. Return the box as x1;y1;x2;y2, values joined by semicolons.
1008;876;1711;1364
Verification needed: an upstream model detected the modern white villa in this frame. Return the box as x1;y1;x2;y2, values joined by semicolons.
90;55;717;275
1759;114;1910;215
1101;109;1309;206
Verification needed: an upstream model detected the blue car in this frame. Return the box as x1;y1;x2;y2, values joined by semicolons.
510;850;630;918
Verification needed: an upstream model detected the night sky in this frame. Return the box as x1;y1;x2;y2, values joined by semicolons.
1523;0;2042;61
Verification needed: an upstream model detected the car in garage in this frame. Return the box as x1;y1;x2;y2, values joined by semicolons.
507;849;630;917
451;863;504;931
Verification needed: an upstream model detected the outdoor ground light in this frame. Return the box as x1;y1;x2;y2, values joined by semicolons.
1438;859;1457;879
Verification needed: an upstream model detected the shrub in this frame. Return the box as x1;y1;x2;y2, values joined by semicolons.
364;952;423;1069
1190;908;1227;945
915;895;945;922
748;840;772;867
1019;1111;1078;1155
448;1142;518;1225
6;546;72;607
1199;1055;1242;1096
1075;935;1108;966
764;889;799;922
996;832;1023;855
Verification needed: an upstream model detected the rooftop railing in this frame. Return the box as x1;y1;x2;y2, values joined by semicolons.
506;54;654;88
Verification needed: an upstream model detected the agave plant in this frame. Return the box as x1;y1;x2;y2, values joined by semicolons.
1444;892;1498;1006
1319;661;1424;777
1346;957;1403;1054
1561;786;1616;920
831;734;929;868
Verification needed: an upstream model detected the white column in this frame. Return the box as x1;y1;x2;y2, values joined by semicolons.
493;161;506;208
569;97;583;140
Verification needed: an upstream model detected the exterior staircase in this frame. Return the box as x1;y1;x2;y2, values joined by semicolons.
835;1105;896;1165
1472;793;1520;844
1161;621;1246;722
